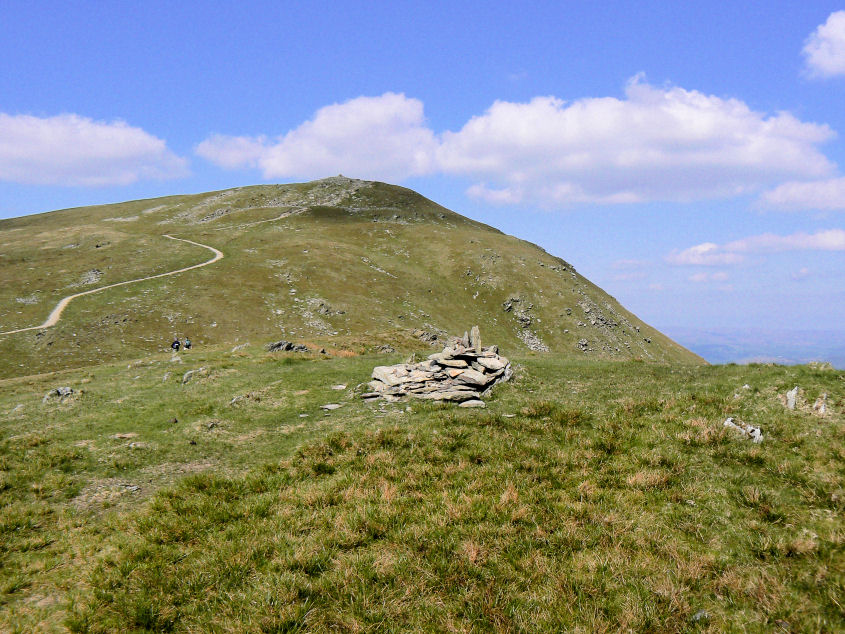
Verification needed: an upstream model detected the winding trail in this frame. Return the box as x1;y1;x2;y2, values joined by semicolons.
0;235;223;337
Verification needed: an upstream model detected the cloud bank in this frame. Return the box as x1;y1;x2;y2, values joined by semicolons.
668;228;845;265
196;93;437;183
803;11;845;78
760;176;845;211
197;80;836;208
0;113;187;186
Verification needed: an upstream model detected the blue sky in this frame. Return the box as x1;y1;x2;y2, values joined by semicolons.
1;1;844;357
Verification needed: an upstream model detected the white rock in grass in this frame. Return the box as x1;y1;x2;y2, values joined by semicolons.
724;417;763;443
786;386;799;410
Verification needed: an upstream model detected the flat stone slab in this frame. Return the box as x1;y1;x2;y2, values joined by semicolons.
475;357;506;371
453;368;494;387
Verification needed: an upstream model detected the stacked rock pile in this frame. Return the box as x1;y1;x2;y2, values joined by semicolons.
363;326;512;405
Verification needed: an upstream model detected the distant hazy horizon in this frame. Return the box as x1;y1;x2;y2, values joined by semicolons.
663;326;845;369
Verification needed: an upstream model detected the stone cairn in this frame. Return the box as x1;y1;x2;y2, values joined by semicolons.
363;326;512;405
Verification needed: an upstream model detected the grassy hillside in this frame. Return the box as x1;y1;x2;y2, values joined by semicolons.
0;344;841;631
0;177;701;378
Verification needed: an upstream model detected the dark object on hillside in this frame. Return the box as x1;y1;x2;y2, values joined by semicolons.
171;339;181;351
184;338;192;349
266;340;309;352
365;326;512;403
42;386;74;404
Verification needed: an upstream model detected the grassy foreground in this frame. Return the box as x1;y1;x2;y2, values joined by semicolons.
1;347;842;632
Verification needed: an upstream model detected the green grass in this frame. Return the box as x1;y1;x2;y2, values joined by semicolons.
1;346;842;631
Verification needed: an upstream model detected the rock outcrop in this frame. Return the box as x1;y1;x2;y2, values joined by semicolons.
266;340;309;352
42;386;74;404
363;327;512;403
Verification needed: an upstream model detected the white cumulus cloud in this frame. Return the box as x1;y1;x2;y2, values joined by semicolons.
666;242;744;266
438;76;835;206
803;11;845;78
0;113;187;186
196;80;838;209
668;229;845;266
760;176;845;211
195;134;267;170
725;228;845;252
196;93;438;182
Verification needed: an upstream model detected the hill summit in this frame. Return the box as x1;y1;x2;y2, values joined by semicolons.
0;177;702;376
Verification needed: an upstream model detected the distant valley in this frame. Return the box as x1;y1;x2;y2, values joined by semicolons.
665;326;845;369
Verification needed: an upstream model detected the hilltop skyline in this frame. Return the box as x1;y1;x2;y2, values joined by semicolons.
1;2;843;357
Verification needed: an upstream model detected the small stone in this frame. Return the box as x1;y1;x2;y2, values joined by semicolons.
459;399;486;408
813;393;827;416
181;368;206;384
320;403;342;410
469;325;481;353
724;417;763;443
692;610;709;622
332;384;347;390
786;386;799;410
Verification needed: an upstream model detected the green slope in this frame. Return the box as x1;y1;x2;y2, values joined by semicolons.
0;346;841;630
0;177;702;377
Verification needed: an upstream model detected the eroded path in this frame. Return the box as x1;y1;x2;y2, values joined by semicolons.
0;235;223;336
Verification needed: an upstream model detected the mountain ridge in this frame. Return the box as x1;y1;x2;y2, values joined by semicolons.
0;177;703;377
